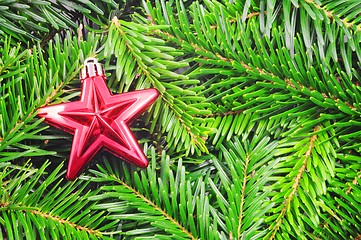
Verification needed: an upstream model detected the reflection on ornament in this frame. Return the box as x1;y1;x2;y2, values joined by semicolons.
38;58;159;180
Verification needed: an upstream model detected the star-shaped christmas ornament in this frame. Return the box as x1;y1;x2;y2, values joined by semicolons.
38;58;159;180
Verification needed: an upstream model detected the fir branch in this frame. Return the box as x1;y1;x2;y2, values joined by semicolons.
6;208;102;237
110;17;200;146
160;16;358;116
104;16;212;155
209;136;278;239
0;0;128;45
151;18;360;118
1;79;66;145
237;154;249;239
269;126;319;240
100;171;196;240
0;162;112;239
345;171;361;194
0;32;100;161
89;150;212;239
318;162;361;236
209;11;266;30
306;0;361;31
201;109;244;117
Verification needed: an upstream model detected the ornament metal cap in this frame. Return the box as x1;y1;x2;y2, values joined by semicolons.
80;57;104;80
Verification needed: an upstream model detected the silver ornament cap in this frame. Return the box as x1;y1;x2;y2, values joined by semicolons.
80;57;104;80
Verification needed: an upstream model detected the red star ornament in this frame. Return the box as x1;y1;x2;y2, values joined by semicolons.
38;58;159;180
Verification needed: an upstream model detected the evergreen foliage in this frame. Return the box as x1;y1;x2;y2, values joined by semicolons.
1;0;361;239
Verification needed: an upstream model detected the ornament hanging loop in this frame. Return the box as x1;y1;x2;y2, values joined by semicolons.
80;57;104;81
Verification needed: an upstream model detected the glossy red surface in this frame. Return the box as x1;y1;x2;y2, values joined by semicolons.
38;59;159;180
